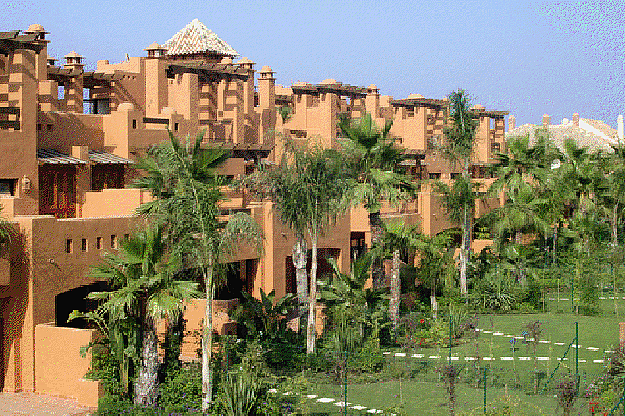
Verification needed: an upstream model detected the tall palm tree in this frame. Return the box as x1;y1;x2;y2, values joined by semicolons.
133;131;263;411
242;140;348;354
73;226;199;406
338;113;411;288
439;90;479;295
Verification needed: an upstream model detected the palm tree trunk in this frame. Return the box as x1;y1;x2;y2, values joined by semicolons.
307;228;318;354
390;249;401;331
202;263;214;413
369;211;385;288
612;203;619;247
459;204;469;295
134;314;159;406
293;233;308;329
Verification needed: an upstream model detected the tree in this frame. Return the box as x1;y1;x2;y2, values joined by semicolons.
439;90;479;295
133;131;263;411
72;226;199;406
243;140;348;354
338;113;411;288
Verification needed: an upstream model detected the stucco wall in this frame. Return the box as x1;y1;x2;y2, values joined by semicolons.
34;323;102;407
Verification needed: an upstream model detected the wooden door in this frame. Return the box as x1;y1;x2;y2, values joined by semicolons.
39;165;76;218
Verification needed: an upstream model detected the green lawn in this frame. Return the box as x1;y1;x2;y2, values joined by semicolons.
291;300;625;415
297;380;571;415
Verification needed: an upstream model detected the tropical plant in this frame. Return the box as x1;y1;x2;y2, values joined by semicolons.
71;226;200;406
133;130;263;410
338;113;412;289
438;90;479;295
233;289;303;369
242;140;348;354
319;253;387;354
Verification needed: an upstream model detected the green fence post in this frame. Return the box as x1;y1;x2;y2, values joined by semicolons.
449;314;452;363
576;321;579;394
344;351;347;416
483;367;487;414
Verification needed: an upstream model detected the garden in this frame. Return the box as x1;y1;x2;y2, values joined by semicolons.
57;90;625;415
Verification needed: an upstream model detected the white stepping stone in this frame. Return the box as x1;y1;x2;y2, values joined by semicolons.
317;398;335;403
572;344;581;348
483;357;494;361
268;388;277;393
465;357;477;361
556;357;568;361
412;353;424;358
561;298;569;301
501;357;514;361
283;392;291;396
352;405;367;410
447;356;459;361
429;355;440;359
395;352;406;357
306;394;317;399
555;342;565;346
594;360;605;363
537;357;550;361
539;340;550;343
383;351;391;355
335;402;350;407
519;357;531;361
587;347;599;351
483;330;492;334
514;336;524;340
579;360;587;363
493;332;504;336
367;409;383;414
606;350;615;354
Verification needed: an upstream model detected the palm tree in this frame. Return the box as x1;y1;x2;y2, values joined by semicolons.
439;90;479;295
243;141;348;354
133;131;263;410
338;113;411;288
72;226;199;406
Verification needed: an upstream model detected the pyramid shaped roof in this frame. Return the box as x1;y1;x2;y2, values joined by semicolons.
163;19;238;57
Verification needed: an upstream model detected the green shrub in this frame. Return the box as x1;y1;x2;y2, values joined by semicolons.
158;362;203;414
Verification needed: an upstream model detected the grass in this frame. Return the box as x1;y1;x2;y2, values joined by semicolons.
293;298;625;415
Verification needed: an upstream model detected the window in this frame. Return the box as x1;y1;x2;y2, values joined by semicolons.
110;234;117;249
47;124;53;131
0;179;16;196
429;172;441;180
450;173;460;180
96;237;102;250
132;119;137;129
81;238;88;252
174;122;179;131
124;233;129;241
65;239;73;253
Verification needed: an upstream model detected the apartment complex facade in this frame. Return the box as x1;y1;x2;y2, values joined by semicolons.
0;20;507;405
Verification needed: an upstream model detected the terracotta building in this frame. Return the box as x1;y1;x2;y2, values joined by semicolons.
0;20;506;406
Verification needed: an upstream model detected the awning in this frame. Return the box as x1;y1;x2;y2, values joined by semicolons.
89;151;134;164
37;149;86;165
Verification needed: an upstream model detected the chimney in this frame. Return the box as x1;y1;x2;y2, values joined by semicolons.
508;114;516;131
542;114;550;128
572;113;579;127
618;115;624;140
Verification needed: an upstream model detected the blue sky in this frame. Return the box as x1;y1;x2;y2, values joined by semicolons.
6;0;624;128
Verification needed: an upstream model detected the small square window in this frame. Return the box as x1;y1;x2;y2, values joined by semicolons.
37;124;42;131
174;122;179;131
65;239;73;253
96;237;102;250
47;124;53;131
132;120;137;129
81;238;88;252
110;234;117;249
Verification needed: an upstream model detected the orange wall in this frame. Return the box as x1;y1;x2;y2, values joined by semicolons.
34;323;102;407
